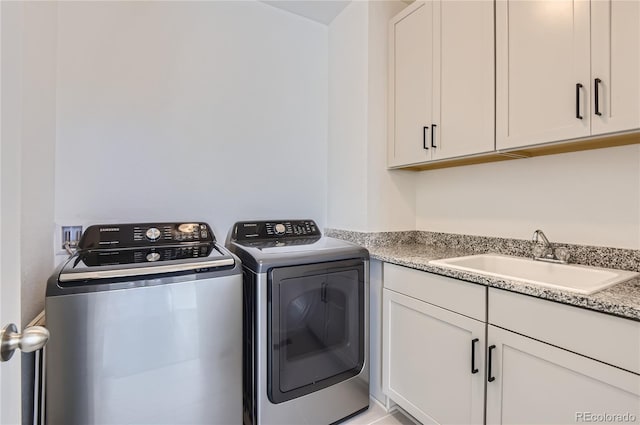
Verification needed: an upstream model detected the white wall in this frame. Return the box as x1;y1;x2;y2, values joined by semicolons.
19;2;57;325
54;1;328;240
327;0;414;232
1;2;57;422
327;0;413;406
327;1;369;231
416;145;640;249
365;1;414;232
1;3;25;423
1;0;57;326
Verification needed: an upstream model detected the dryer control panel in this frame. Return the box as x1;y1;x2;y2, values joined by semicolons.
232;220;320;241
78;222;214;250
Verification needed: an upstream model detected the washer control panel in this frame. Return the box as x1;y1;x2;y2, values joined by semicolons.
233;220;320;241
79;244;214;266
78;222;214;250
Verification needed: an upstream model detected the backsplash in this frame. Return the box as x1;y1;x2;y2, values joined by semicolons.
325;229;640;272
323;230;416;248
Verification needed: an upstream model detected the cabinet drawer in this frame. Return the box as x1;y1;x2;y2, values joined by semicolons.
489;288;640;374
383;263;486;321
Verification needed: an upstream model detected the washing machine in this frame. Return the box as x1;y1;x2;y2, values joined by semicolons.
45;222;242;425
227;219;370;425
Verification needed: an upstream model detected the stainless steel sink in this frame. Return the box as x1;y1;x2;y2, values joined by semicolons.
429;254;638;295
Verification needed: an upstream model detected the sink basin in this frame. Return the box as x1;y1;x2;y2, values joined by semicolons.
429;254;638;295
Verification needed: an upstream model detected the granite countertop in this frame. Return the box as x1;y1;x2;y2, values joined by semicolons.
368;243;640;322
324;229;640;322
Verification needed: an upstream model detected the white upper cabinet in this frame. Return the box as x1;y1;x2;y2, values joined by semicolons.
496;0;591;149
591;0;640;135
390;0;640;169
388;1;494;167
432;0;494;160
497;0;640;150
389;1;433;167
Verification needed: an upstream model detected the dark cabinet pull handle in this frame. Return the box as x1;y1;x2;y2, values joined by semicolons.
595;78;602;116
423;126;429;150
488;344;496;382
471;338;479;374
431;124;437;148
576;83;583;119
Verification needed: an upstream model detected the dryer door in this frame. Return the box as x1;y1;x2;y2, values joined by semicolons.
268;259;365;404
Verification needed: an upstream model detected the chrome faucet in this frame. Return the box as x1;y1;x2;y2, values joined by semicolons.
532;229;570;264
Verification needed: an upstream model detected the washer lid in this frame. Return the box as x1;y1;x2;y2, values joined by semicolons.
59;243;235;283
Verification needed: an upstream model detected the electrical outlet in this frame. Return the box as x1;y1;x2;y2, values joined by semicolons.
61;225;83;249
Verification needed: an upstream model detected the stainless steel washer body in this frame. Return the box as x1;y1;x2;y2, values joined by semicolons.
45;222;242;425
228;220;370;425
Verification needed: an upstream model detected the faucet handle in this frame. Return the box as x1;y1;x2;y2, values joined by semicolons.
554;247;570;263
532;244;546;258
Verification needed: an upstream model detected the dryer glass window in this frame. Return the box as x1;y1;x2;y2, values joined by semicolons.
268;260;364;403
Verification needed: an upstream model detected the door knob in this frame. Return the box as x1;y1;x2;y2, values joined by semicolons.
0;323;49;362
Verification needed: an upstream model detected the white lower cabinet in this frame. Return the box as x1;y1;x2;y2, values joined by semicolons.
382;263;640;425
382;263;486;425
383;289;485;425
486;325;640;425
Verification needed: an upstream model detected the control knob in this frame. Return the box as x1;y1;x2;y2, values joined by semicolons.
146;227;161;241
146;252;161;262
274;223;286;235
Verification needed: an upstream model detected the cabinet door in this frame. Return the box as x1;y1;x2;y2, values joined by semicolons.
388;1;433;167
432;0;494;160
486;325;640;425
383;289;485;425
496;0;591;149
591;0;640;135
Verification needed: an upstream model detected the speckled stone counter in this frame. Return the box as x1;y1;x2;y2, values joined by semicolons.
325;229;640;322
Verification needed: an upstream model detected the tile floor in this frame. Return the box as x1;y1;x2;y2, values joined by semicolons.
342;400;417;425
